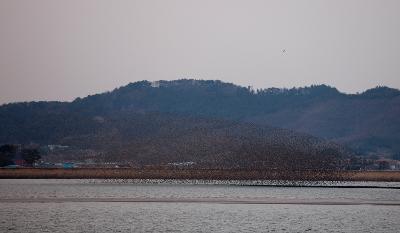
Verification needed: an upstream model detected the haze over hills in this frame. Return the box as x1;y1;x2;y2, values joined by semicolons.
0;79;399;166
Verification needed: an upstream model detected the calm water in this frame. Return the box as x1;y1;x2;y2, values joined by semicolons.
0;179;399;232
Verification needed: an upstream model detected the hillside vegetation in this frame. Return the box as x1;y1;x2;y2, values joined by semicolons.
72;80;400;156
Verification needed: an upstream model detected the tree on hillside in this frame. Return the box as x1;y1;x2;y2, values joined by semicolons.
21;148;41;166
0;144;17;167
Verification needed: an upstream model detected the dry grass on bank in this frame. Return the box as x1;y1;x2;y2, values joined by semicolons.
1;168;400;182
345;170;400;182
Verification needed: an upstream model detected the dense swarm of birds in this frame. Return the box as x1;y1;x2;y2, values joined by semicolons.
3;80;386;180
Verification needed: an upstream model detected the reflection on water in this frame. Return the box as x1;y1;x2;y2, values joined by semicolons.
0;179;399;232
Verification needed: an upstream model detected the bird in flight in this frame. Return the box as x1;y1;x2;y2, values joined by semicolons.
282;49;286;53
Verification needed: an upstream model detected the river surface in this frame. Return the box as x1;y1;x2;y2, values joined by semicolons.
0;179;399;232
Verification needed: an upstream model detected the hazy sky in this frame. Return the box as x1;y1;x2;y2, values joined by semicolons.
1;0;399;103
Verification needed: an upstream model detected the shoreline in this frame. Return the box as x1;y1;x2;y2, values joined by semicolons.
1;197;399;206
1;168;400;182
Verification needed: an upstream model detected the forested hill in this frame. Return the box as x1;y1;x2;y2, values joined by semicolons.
1;79;399;158
72;79;400;156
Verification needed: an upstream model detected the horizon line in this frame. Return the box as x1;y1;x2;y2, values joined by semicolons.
1;79;399;105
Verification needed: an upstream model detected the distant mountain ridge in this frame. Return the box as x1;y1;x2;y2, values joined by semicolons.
1;79;399;159
72;79;400;156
